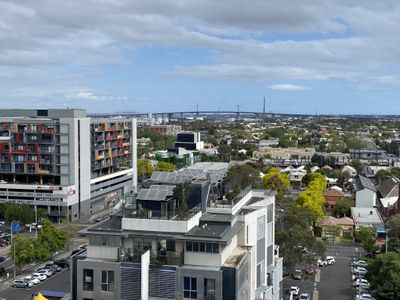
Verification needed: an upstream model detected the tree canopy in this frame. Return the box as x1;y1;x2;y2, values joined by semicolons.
154;161;176;172
262;167;290;199
367;252;400;300
137;159;154;181
296;173;327;218
11;219;68;267
335;198;353;217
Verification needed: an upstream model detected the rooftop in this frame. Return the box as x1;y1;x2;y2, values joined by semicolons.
354;175;376;192
351;207;384;226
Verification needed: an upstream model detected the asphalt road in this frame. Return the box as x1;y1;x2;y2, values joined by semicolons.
319;244;360;300
0;268;70;300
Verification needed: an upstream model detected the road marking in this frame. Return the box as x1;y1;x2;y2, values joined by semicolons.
312;290;319;300
315;269;321;283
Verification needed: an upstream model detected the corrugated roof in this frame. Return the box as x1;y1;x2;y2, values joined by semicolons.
378;176;399;198
354;175;376;192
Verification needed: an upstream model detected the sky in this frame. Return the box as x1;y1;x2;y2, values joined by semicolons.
1;1;400;114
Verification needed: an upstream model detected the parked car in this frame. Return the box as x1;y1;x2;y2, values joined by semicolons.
353;260;368;268
354;278;369;286
44;263;61;272
356;294;375;300
53;259;70;268
355;280;370;288
37;268;53;277
355;286;371;295
326;256;335;265
0;256;6;263
317;259;327;267
13;279;33;288
353;267;367;274
290;286;300;296
24;276;40;285
31;272;47;281
299;293;311;300
292;269;303;280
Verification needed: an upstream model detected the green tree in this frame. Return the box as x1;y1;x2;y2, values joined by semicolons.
350;159;364;175
226;164;262;194
154;162;176;172
296;173;327;218
11;234;35;267
263;167;290;199
376;169;391;182
356;226;379;255
367;252;400;300
37;219;68;255
138;159;154;180
218;142;231;162
173;183;191;212
335;198;353;217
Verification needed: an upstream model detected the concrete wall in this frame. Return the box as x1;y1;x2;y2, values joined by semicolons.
121;211;202;233
87;246;119;261
76;259;121;300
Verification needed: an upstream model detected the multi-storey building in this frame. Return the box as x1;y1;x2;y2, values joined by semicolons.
0;109;137;221
71;187;283;300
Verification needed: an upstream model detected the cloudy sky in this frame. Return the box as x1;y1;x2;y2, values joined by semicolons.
1;0;400;114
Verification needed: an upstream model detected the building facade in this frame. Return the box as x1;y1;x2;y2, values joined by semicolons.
72;188;283;300
0;109;137;221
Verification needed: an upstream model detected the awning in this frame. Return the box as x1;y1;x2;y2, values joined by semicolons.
34;292;49;300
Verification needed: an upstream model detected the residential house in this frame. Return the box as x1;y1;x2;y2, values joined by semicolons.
377;176;400;218
323;187;346;212
341;165;357;177
317;216;354;240
353;175;377;208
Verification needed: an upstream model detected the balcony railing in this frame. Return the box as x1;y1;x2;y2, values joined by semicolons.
120;249;184;266
123;204;201;221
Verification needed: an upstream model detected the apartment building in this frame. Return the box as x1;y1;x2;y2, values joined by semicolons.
71;187;283;300
0;109;137;221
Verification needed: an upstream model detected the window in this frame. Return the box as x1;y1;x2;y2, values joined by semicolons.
186;241;192;251
166;240;176;252
204;278;216;300
183;277;197;299
101;270;114;292
83;269;93;291
187;241;219;254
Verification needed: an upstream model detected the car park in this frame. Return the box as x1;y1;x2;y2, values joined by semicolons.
299;293;310;300
31;272;47;281
290;286;300;296
24;276;40;285
354;280;370;288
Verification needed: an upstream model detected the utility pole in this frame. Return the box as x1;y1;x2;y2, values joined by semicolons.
237;104;240;116
196;104;199;116
263;97;266;115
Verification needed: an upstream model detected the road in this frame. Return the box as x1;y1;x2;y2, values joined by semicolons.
319;244;360;300
0;268;70;300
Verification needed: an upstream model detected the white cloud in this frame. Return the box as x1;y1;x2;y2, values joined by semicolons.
268;84;309;91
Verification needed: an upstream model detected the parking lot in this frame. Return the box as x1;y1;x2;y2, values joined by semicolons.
282;243;366;300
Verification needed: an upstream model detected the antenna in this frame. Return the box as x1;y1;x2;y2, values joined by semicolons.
263;97;266;115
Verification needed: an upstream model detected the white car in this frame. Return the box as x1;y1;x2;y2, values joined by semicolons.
354;279;370;287
37;268;53;277
356;294;375;300
31;272;47;281
24;276;40;285
290;286;300;296
353;267;367;274
299;293;310;300
326;256;335;265
317;259;327;267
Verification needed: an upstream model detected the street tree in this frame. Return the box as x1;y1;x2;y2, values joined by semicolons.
137;159;154;180
263;167;290;199
367;252;400;300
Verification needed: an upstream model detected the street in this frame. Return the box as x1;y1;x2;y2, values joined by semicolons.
319;244;361;300
0;268;70;300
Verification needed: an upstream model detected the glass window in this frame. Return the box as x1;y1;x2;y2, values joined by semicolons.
83;269;93;291
101;270;114;292
212;243;219;253
166;240;176;252
199;242;205;252
204;278;216;300
183;277;197;299
193;242;199;252
186;241;192;251
206;242;212;253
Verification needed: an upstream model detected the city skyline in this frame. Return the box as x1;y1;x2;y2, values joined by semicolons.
1;1;400;114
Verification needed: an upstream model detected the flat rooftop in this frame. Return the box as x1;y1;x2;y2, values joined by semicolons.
351;207;384;226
